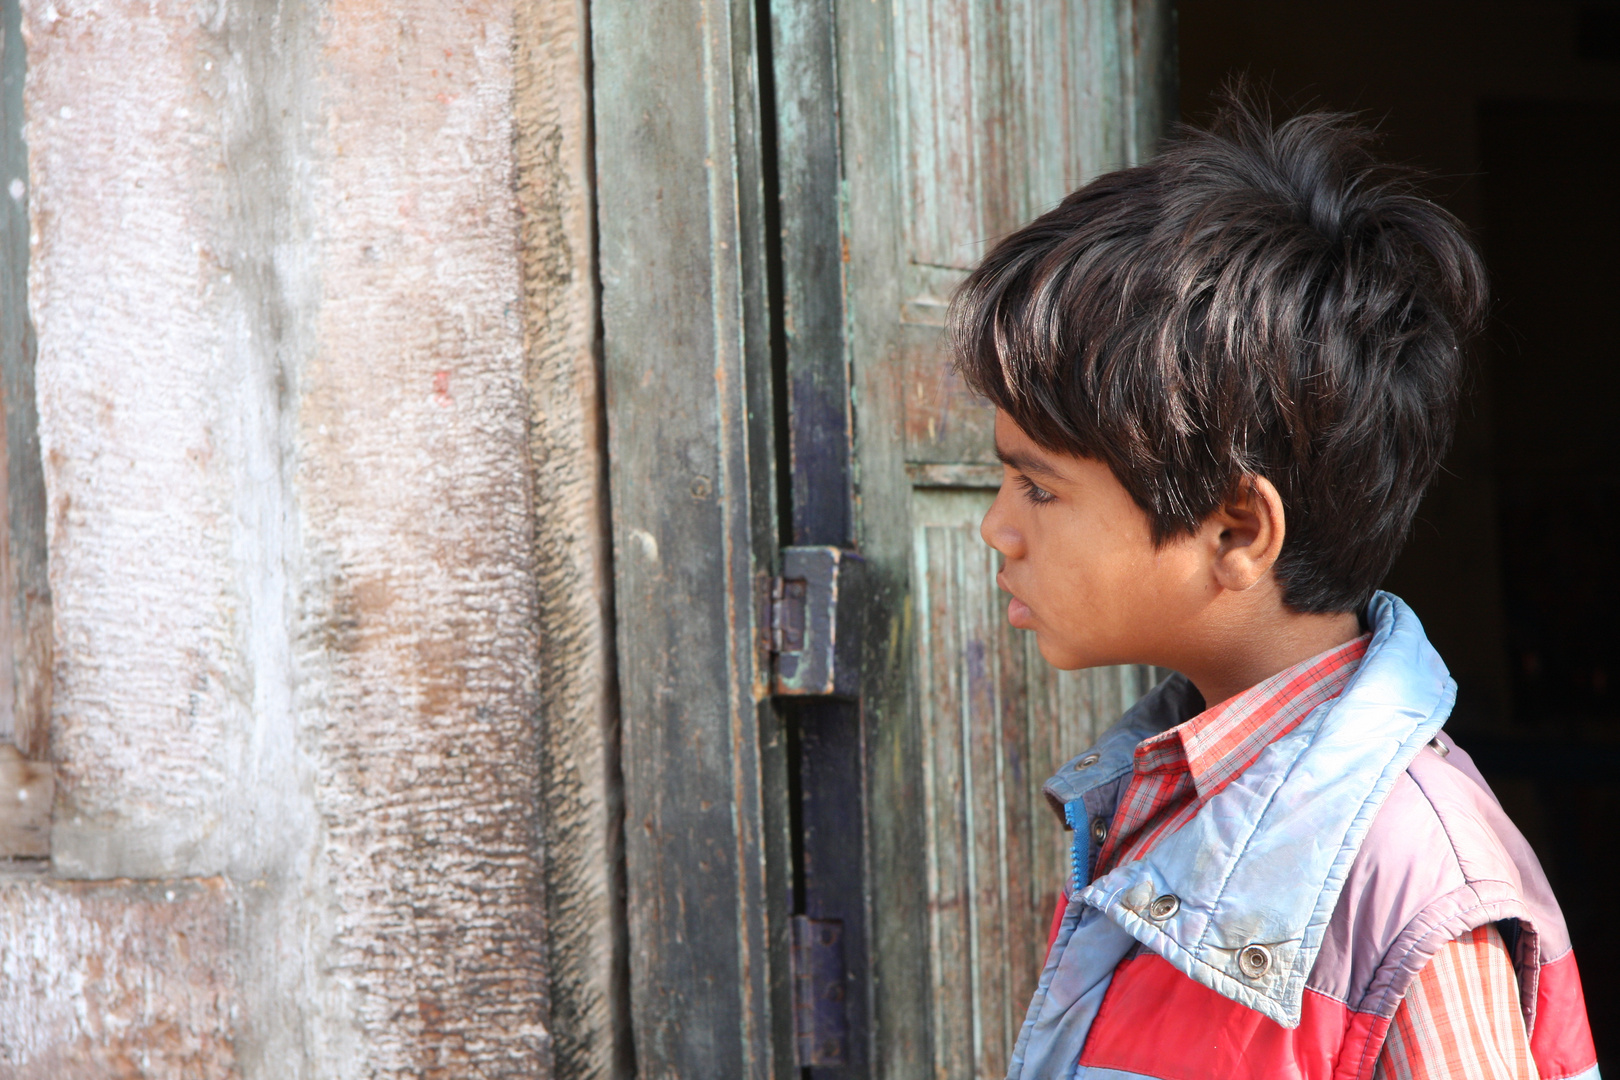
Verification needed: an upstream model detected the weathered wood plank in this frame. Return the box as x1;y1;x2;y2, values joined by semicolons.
914;514;972;1079
296;5;553;1073
771;0;854;549
0;741;49;856
29;0;266;878
834;5;930;1074
24;2;561;1074
960;517;1009;1078
516;0;628;1076
0;0;16;752
0;876;236;1079
835;4;1176;1073
992;555;1037;1063
0;0;49;762
594;0;785;1073
895;0;1147;273
767;6;883;1074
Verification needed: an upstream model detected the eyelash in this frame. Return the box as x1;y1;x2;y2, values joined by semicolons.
1014;473;1056;506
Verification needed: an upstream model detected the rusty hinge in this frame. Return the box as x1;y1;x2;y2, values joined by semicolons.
791;915;848;1068
768;575;809;657
763;546;864;698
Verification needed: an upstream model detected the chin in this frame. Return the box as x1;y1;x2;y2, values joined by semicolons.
1034;636;1092;672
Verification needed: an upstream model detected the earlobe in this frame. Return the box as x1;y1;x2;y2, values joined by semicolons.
1210;476;1287;592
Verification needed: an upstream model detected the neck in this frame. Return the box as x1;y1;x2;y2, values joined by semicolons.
1173;598;1363;710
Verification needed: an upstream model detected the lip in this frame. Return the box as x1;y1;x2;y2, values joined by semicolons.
997;570;1035;629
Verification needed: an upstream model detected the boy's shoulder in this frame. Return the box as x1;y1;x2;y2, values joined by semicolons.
1311;732;1562;1007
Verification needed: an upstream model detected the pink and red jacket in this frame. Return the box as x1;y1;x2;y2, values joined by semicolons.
1008;593;1599;1080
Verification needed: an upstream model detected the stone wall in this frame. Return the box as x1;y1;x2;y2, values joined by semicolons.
0;1;608;1077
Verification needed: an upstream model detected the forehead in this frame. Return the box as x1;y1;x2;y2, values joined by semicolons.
993;410;1067;478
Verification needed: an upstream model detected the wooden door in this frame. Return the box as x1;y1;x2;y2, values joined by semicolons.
594;1;1174;1076
780;2;1178;1076
595;1;790;1077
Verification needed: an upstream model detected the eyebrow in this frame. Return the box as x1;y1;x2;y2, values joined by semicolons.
994;442;1065;481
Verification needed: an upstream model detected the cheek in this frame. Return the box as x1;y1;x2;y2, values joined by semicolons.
1055;519;1179;627
1123;537;1206;611
1027;515;1127;616
1060;516;1137;593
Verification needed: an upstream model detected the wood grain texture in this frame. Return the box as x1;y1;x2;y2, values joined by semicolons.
28;0;243;876
828;2;1176;1075
771;0;854;549
15;1;596;1075
295;2;550;1074
0;0;49;761
0;876;237;1080
896;0;1137;271
0;743;51;855
516;1;627;1077
593;0;786;1074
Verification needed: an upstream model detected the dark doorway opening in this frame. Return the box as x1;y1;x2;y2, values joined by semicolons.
1181;1;1620;1064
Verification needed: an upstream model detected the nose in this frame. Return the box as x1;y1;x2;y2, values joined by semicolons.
980;482;1025;559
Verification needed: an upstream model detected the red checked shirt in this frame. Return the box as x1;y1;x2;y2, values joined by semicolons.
1085;636;1536;1079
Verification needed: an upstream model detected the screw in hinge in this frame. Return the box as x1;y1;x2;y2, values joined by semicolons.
768;576;808;656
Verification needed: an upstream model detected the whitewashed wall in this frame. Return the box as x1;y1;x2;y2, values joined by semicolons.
0;1;609;1077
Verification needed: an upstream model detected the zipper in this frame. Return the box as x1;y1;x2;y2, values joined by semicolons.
1064;798;1087;894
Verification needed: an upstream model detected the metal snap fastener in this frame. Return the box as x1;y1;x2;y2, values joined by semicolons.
1090;817;1108;846
1238;944;1272;979
1429;736;1449;757
1078;753;1100;769
1147;894;1179;920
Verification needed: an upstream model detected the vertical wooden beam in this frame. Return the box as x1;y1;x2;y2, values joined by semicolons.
516;1;631;1077
766;4;877;1074
1129;0;1179;163
593;0;785;1075
0;0;49;763
771;0;853;549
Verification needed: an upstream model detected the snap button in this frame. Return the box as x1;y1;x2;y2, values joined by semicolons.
1090;817;1108;846
1147;894;1179;920
1429;736;1449;757
1238;944;1272;979
1078;753;1100;769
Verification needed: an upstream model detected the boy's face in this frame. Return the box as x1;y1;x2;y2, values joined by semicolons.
982;410;1209;671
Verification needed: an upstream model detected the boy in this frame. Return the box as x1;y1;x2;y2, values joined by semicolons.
950;102;1600;1079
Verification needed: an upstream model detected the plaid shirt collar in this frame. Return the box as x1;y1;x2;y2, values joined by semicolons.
1132;633;1372;803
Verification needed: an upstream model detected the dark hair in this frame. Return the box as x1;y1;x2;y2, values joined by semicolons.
950;100;1488;613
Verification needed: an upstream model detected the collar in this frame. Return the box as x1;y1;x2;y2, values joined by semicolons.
1136;633;1369;802
1040;592;1454;1029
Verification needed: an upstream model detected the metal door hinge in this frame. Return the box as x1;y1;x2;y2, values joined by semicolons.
791;915;848;1068
762;546;864;698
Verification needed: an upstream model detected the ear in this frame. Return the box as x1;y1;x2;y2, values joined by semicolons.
1208;476;1286;592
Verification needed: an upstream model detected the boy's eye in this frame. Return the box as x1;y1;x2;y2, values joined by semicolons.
1014;473;1056;506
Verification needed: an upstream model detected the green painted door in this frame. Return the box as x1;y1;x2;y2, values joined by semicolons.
594;1;1175;1075
776;1;1178;1075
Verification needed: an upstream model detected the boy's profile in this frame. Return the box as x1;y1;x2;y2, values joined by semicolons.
950;101;1600;1079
